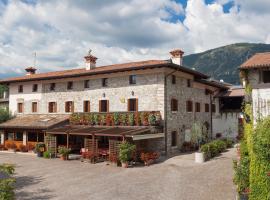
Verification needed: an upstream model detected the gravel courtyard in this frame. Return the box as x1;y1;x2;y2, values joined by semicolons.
0;148;237;200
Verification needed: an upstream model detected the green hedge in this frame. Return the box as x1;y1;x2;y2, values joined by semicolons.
249;117;270;200
200;139;229;159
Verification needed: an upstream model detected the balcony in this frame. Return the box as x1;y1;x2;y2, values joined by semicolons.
70;111;162;127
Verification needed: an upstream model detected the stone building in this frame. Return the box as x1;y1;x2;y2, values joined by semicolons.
0;50;230;155
240;52;270;122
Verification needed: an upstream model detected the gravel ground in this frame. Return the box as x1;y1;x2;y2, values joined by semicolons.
0;148;237;200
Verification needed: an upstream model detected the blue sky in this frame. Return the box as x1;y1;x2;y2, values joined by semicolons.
0;0;269;78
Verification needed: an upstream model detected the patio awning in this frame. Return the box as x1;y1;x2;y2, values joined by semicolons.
46;125;163;139
0;114;69;130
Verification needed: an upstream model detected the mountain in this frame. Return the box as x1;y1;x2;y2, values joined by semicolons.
183;43;270;85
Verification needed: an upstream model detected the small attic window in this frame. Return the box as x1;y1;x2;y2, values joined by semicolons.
262;71;270;83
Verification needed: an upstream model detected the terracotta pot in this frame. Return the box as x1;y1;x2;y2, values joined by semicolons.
121;162;128;168
60;155;68;160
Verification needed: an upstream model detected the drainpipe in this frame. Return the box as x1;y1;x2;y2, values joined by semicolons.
210;93;213;139
164;69;177;156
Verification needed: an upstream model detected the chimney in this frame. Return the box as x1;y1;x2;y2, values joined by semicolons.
25;67;37;75
84;50;97;70
170;49;184;66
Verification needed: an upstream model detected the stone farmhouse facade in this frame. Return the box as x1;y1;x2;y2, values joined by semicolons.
240;52;270;122
0;50;232;155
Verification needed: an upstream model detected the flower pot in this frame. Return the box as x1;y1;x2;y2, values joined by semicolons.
195;152;205;163
121;162;128;168
60;155;68;160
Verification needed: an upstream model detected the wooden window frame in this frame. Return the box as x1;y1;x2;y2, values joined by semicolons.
171;98;178;112
99;100;109;112
127;98;138;112
32;102;38;113
83;100;90;112
171;131;177;147
205;103;209;112
262;70;270;83
18;85;23;93
65;101;74;113
186;100;193;112
67;81;73;90
17;103;23;113
84;80;90;88
102;78;108;87
195;102;200;112
32;84;38;92
48;102;57;113
50;83;56;91
172;75;176;84
129;75;136;85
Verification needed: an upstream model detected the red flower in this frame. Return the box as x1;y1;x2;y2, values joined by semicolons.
267;171;270;177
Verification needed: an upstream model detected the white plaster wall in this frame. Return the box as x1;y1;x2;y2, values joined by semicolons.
252;88;270;121
9;82;42;115
213;112;240;139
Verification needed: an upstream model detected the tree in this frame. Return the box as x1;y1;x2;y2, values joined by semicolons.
0;108;11;124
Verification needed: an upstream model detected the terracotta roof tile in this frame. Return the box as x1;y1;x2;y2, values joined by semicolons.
0;59;208;83
240;52;270;69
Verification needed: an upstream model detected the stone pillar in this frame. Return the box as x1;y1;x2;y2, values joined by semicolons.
0;131;4;145
23;131;27;145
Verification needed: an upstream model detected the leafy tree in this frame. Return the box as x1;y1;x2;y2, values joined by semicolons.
0;108;11;124
0;164;15;200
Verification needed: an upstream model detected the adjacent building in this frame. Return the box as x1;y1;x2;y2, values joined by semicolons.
0;50;233;155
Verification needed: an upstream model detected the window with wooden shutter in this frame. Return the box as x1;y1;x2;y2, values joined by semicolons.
129;75;136;85
84;80;90;88
48;102;57;113
128;98;138;111
99;100;109;112
186;100;193;112
32;102;38;113
32;84;38;92
17;103;23;113
50;83;56;91
67;81;73;90
195;102;200;112
171;131;177;147
211;104;216;113
18;85;23;93
205;103;209;112
102;78;108;87
83;101;90;112
171;98;178;111
65;101;74;113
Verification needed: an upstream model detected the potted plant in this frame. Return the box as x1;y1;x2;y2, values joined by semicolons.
148;113;156;126
106;114;112;126
93;114;99;125
113;113;120;125
35;143;45;157
191;122;206;163
128;113;135;126
119;141;136;168
120;113;127;126
100;114;106;125
27;143;35;152
140;152;160;166
58;146;71;160
6;143;17;152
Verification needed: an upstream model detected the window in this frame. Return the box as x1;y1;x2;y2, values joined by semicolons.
14;132;23;141
32;102;38;113
48;102;57;113
186;100;193;112
17;103;23;113
50;83;55;91
99;100;109;112
102;78;108;87
83;101;90;112
129;75;136;85
205;103;209;112
32;84;38;92
65;101;74;113
172;75;176;84
171;131;177;147
128;98;138;111
211;104;216;113
18;85;23;93
67;81;73;90
187;79;191;87
262;71;270;83
195;102;200;112
171;98;178;111
84;80;90;88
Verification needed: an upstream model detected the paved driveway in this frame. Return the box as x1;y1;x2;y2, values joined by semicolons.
0;148;237;200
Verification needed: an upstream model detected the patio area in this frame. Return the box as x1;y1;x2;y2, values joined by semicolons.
0;148;237;200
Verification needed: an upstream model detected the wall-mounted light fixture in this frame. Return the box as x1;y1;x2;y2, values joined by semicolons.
131;91;134;96
102;93;106;98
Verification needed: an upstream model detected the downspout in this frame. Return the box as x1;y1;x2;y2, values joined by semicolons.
164;69;177;156
210;93;213;139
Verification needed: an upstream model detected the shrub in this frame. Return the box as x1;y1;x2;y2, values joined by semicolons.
0;163;15;200
35;143;45;153
93;114;99;125
18;144;28;152
148;113;156;126
140;152;160;166
58;146;71;156
119;141;136;163
128;113;135;126
222;138;234;148
200;140;227;159
120;113;127;125
113;113;120;125
43;151;51;159
99;114;106;125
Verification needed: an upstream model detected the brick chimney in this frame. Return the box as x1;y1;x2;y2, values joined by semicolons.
84;50;97;70
170;49;184;66
25;67;37;75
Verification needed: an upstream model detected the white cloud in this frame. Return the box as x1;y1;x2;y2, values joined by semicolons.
0;0;269;77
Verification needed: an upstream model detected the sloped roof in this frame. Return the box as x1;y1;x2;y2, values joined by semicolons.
0;114;69;129
240;52;270;69
216;87;245;97
0;60;209;84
